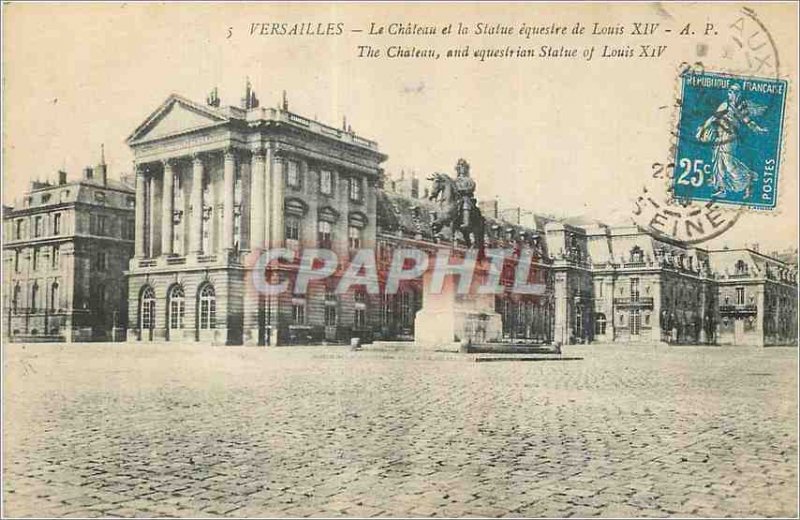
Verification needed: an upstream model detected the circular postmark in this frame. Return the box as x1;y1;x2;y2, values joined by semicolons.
632;6;782;245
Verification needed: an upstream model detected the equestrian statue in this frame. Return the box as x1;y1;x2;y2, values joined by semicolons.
427;158;486;250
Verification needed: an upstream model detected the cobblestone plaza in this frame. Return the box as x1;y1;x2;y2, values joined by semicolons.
3;343;797;518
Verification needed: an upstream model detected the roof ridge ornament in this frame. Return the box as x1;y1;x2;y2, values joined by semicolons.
206;86;220;107
242;78;259;109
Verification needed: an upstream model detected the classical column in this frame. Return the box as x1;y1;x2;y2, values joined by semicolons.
270;152;284;247
161;159;175;256
223;148;236;252
134;165;146;258
148;175;157;257
250;150;266;250
190;154;204;255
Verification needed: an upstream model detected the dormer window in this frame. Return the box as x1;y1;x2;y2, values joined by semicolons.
629;246;644;263
735;260;748;275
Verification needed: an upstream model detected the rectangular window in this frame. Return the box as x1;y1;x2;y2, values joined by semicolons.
286;160;300;188
318;221;332;249
34;216;43;238
354;308;366;328
53;213;62;235
348;226;362;250
325;305;337;326
94;251;107;271
285;216;300;249
200;300;216;329
630;309;641;335
97;215;107;235
14;251;20;273
50;283;59;311
15;219;23;240
124;219;136;240
736;287;745;305
292;302;306;324
349;177;363;202
52;246;60;269
630;278;640;301
320;170;333;195
32;248;39;271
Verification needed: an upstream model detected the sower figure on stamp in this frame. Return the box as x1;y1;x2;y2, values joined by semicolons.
696;84;768;200
428;158;485;250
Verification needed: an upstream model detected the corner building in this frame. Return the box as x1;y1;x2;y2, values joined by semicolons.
125;90;385;345
4;159;135;342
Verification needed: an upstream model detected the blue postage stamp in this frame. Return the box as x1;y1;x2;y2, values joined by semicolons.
673;71;788;209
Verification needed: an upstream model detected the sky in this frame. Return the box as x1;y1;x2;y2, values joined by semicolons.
3;2;798;253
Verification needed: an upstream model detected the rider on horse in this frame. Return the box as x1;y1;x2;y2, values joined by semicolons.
454;158;477;228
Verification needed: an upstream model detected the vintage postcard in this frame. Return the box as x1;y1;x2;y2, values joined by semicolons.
2;2;798;518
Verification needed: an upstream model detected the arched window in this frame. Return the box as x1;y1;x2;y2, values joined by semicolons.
735;260;748;275
198;284;216;330
31;283;39;312
168;285;185;329
594;313;607;335
630;246;644;263
140;286;156;330
50;282;59;311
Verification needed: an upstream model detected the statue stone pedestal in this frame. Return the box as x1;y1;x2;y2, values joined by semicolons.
414;266;503;351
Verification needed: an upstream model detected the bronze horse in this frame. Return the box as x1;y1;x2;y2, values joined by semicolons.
427;173;485;250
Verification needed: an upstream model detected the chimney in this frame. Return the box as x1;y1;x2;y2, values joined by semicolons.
83;166;94;180
96;144;108;185
58;170;67;185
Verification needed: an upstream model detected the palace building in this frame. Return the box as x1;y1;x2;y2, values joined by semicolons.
6;83;796;347
3;153;135;342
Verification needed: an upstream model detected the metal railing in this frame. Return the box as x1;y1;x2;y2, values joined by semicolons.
613;297;655;308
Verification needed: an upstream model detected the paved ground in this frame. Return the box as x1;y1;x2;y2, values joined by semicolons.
3;343;797;518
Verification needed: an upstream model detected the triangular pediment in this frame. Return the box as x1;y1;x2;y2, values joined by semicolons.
127;94;229;145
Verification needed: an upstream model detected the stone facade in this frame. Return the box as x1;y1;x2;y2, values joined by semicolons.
16;85;791;348
709;249;798;346
3;158;135;342
124;90;385;345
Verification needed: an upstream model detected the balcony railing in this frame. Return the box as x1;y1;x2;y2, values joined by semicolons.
719;303;757;316
613;297;655;308
622;261;649;268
